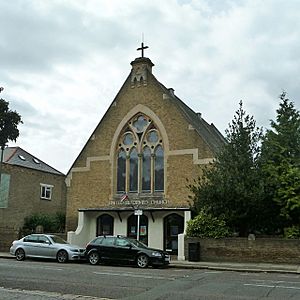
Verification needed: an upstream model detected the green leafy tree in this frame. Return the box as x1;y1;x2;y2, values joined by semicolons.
0;98;23;149
189;101;264;236
0;95;23;186
186;209;230;238
261;92;300;230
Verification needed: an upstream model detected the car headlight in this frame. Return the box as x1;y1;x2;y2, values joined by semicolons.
151;251;162;257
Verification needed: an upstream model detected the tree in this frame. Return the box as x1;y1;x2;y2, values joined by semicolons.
188;101;264;236
260;92;300;230
0;93;23;185
0;98;23;149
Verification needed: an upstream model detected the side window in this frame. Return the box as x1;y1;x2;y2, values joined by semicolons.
40;183;53;200
116;238;130;247
38;236;50;244
93;237;104;245
24;235;39;243
101;237;115;246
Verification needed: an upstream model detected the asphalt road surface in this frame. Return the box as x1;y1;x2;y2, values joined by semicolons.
1;258;300;299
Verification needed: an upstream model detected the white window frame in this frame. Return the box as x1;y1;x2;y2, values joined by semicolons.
40;183;53;200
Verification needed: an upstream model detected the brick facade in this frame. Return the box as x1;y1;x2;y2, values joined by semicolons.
0;159;66;251
66;56;224;251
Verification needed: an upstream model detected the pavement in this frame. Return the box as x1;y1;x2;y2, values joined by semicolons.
2;252;300;274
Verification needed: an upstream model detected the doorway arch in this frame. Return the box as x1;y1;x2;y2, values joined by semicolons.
163;213;184;254
127;214;148;245
96;214;114;236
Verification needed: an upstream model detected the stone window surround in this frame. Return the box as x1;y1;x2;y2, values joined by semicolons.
65;104;214;188
117;113;164;194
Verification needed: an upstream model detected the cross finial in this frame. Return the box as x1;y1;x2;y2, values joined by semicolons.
137;42;149;58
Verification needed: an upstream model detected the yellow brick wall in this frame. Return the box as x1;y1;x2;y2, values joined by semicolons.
0;164;66;250
66;64;218;231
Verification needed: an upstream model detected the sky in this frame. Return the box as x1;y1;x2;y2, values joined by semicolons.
1;0;299;174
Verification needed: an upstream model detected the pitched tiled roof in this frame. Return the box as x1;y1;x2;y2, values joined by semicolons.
156;79;226;154
0;146;64;175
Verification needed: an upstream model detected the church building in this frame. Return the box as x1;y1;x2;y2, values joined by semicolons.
66;45;225;258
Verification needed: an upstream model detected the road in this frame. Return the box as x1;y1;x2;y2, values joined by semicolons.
1;258;300;299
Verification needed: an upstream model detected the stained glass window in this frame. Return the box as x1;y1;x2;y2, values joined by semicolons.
129;148;138;192
116;114;164;194
154;145;164;191
117;149;126;192
142;147;151;192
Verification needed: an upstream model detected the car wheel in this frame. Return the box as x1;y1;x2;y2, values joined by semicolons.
15;248;25;261
88;251;100;265
137;254;149;268
57;250;68;263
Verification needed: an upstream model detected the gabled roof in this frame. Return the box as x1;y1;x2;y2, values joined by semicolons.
67;56;225;175
0;146;64;175
155;78;226;153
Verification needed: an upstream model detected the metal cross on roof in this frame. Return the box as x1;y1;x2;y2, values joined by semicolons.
137;42;149;58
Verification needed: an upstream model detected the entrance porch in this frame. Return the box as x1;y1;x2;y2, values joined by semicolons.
67;207;191;259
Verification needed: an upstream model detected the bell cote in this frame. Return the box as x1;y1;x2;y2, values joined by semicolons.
130;57;154;87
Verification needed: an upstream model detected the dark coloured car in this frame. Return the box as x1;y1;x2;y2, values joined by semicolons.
85;235;170;268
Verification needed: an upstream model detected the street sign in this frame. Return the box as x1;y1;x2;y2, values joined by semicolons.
134;209;143;216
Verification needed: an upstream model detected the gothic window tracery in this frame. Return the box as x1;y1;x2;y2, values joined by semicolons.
116;114;164;194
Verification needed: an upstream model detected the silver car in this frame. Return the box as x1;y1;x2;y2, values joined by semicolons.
10;234;85;263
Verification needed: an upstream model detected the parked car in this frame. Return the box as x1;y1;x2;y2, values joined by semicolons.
10;234;85;263
85;235;170;268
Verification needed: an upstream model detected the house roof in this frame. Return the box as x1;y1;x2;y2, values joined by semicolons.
0;146;64;175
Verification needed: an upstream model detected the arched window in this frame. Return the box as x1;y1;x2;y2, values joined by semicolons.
97;214;114;236
127;214;148;245
116;114;164;194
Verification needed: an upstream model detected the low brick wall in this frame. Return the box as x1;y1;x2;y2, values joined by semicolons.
185;237;300;264
0;226;19;252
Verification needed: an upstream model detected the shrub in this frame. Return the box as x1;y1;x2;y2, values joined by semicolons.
284;226;300;239
186;209;230;238
23;212;66;233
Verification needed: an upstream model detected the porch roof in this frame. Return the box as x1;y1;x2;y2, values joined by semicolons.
78;207;190;212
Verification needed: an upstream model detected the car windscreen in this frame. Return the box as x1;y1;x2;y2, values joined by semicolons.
50;235;68;244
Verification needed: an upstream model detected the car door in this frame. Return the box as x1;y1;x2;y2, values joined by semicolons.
99;237;116;261
22;235;39;256
114;237;136;263
36;235;55;258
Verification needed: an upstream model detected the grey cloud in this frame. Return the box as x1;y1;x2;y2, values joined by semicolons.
0;1;132;74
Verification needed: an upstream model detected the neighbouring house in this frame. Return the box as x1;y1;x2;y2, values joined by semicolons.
66;46;225;258
0;146;66;251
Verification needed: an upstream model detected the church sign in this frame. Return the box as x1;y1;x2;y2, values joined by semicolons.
109;196;169;207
